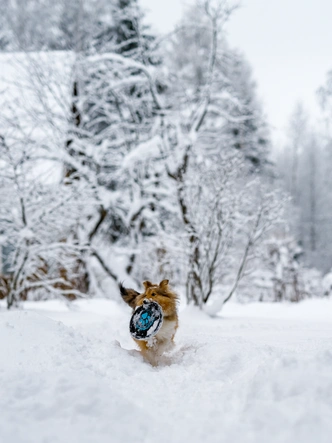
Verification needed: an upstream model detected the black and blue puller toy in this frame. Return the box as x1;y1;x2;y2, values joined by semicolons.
130;300;163;340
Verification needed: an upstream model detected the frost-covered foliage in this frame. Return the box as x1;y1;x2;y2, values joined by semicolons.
271;68;332;293
155;1;280;306
264;234;308;302
0;0;145;52
0;0;171;307
0;135;93;307
0;0;311;309
276;98;332;274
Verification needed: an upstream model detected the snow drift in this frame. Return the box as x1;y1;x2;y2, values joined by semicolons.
1;298;332;443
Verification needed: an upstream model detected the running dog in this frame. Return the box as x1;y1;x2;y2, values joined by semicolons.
120;279;178;365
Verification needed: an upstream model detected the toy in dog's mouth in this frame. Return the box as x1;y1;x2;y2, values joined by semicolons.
130;300;163;340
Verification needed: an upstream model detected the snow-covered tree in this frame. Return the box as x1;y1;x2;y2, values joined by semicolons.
265;233;306;302
0;0;168;299
157;0;274;305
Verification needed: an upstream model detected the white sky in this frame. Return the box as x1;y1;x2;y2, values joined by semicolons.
140;0;332;142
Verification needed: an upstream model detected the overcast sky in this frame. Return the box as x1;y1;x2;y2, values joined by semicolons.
140;0;332;142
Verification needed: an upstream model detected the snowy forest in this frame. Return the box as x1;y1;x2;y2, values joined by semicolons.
1;2;332;443
0;0;331;311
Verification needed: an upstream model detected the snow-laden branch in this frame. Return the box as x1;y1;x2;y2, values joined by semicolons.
86;53;163;111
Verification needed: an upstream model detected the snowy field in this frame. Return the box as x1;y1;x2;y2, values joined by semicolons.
1;297;332;443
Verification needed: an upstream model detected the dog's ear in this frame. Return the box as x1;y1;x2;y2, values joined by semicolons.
143;281;153;289
119;282;139;309
159;279;169;288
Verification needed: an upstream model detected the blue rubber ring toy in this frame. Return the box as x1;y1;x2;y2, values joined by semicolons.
130;300;163;340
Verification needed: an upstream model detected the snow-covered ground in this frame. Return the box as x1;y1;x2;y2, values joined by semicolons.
1;297;332;443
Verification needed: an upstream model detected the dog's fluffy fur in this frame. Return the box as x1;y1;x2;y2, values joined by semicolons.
120;279;178;365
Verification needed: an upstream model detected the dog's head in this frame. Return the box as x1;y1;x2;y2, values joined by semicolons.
120;279;178;316
141;279;170;300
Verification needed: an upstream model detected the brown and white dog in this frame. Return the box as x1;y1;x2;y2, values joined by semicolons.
120;279;178;365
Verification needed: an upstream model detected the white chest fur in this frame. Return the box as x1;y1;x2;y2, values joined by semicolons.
156;319;177;342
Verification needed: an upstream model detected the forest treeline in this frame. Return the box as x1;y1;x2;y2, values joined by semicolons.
0;0;331;310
